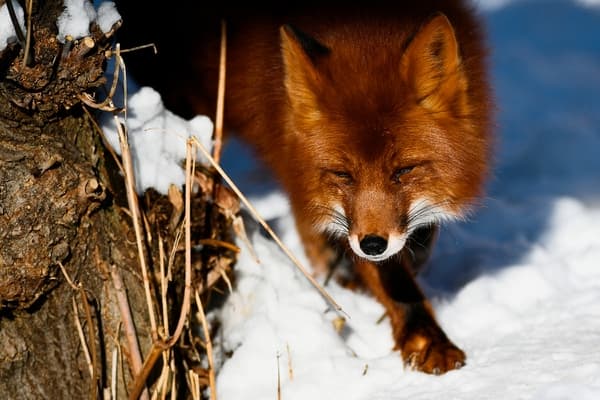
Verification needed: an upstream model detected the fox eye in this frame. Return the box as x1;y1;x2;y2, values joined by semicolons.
392;166;415;182
330;170;354;184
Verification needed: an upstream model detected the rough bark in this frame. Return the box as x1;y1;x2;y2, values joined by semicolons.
0;1;151;398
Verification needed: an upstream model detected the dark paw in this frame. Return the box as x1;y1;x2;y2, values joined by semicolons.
396;328;466;374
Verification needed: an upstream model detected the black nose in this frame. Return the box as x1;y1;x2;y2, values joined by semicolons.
359;235;388;256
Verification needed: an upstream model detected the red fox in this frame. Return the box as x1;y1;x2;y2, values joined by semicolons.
117;0;492;374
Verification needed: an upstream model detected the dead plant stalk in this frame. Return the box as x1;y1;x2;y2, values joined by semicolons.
194;289;217;399
110;265;150;400
191;137;346;316
113;79;158;340
212;20;227;164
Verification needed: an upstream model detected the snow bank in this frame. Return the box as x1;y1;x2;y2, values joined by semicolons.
0;1;25;52
100;85;214;194
57;0;121;41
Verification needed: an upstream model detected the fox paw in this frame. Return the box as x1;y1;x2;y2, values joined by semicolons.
396;329;466;374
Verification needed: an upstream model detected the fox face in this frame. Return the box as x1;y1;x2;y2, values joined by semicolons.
281;15;489;262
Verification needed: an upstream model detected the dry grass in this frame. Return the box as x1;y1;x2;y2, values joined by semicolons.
83;16;349;399
82;32;234;400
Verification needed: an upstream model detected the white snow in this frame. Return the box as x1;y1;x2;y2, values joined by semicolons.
95;1;121;34
56;0;96;41
57;0;121;41
100;84;214;194
0;1;25;52
0;1;121;51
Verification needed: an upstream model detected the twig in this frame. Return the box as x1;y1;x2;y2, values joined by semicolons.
82;106;125;173
22;0;33;67
194;290;216;400
219;268;233;293
158;234;170;337
114;114;158;338
128;342;167;400
79;92;120;112
110;265;150;400
105;43;157;58
71;36;96;59
169;357;177;400
189;370;201;400
276;352;282;400
286;343;294;381
58;263;98;398
191;137;346;317
78;43;124;112
213;20;227;164
80;287;99;400
163;139;195;346
151;360;169;400
58;261;78;290
72;297;94;379
197;238;240;253
111;345;119;400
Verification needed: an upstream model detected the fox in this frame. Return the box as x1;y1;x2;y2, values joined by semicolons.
116;0;492;374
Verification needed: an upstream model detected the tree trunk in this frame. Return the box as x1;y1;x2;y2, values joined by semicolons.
1;1;235;397
0;1;153;398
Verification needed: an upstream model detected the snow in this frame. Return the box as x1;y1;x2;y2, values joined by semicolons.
100;84;214;194
56;0;121;41
95;1;121;34
0;1;25;52
0;1;121;51
56;0;97;40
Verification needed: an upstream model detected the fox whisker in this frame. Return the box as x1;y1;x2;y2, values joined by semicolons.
309;203;351;237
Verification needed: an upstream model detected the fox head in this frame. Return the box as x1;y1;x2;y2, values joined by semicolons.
280;14;491;262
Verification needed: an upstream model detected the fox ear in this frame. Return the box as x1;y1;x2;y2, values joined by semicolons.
280;25;329;114
402;14;468;112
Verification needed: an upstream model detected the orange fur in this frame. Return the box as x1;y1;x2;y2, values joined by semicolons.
117;0;493;374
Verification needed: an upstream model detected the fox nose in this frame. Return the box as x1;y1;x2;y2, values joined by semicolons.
359;235;388;256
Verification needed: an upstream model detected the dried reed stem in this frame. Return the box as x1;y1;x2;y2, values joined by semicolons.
110;265;150;400
22;0;33;67
194;290;216;399
286;343;294;381
111;345;119;400
114;115;158;337
83;107;125;173
198;238;240;253
106;43;157;58
79;43;123;112
158;234;170;337
59;262;98;398
192;137;346;316
128;342;167;400
165;139;194;346
80;288;99;400
72;297;94;379
213;20;227;164
277;352;282;400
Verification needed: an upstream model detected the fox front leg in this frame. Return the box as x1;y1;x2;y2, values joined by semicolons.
355;257;465;374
